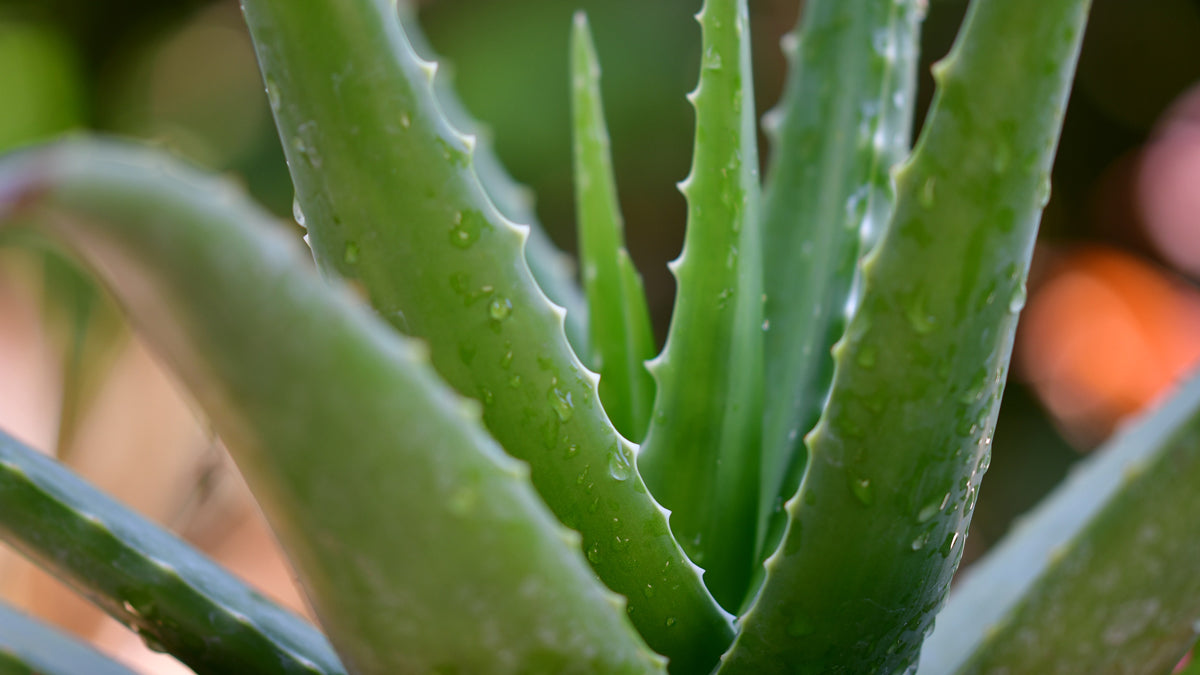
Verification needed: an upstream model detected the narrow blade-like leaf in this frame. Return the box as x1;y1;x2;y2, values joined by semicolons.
721;0;1091;671
0;601;137;675
0;427;345;675
396;1;590;356
240;1;733;669
0;140;667;675
570;13;656;442
756;0;923;568
919;371;1200;674
637;0;763;611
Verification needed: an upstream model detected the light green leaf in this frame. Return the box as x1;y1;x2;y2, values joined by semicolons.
396;1;590;356
0;139;666;675
570;12;656;442
240;0;733;669
756;0;923;569
637;0;764;612
721;0;1091;670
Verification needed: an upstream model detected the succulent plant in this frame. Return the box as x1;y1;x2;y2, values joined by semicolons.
1;0;1198;673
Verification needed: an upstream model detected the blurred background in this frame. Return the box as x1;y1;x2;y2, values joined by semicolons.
1;0;1199;671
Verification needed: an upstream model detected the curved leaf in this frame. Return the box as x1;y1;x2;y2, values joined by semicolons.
240;0;733;669
0;139;666;675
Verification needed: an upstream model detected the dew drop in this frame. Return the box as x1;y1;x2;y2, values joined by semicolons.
716;287;733;309
587;542;601;563
457;336;480;365
477;387;494;406
703;46;723;70
940;531;960;558
548;387;574;422
508;375;522;389
917;498;942;523
400;112;411;129
1008;283;1027;313
608;444;633;481
911;531;931;551
500;348;514;369
564;444;579;459
264;77;281;110
449;210;488;249
643;584;656;598
292;199;306;228
343;240;360;265
665;617;677;628
1036;174;1052;207
920;177;936;208
488;296;513;321
849;474;874;506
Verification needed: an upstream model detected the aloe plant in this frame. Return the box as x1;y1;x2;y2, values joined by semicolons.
1;0;1198;673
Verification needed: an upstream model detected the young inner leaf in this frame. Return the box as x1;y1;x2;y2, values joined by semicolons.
637;0;764;612
570;12;657;443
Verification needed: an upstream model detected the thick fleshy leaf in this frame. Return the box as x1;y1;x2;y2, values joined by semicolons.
570;13;656;442
919;371;1200;674
0;139;667;675
636;0;764;613
0;427;345;675
396;1;589;356
720;0;1091;671
240;1;733;670
0;601;137;675
756;0;923;568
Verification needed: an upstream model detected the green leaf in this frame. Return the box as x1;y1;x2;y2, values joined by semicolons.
919;371;1200;674
637;0;764;612
0;139;667;675
0;426;345;675
396;1;590;357
240;1;733;669
720;0;1091;671
756;0;923;569
0;601;137;675
570;13;656;442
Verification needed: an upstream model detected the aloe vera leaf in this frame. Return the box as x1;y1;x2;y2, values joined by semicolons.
720;0;1091;671
756;0;923;568
240;1;733;670
0;427;345;675
0;601;137;675
570;13;657;443
635;0;763;612
918;372;1200;675
396;2;590;356
0;139;668;675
